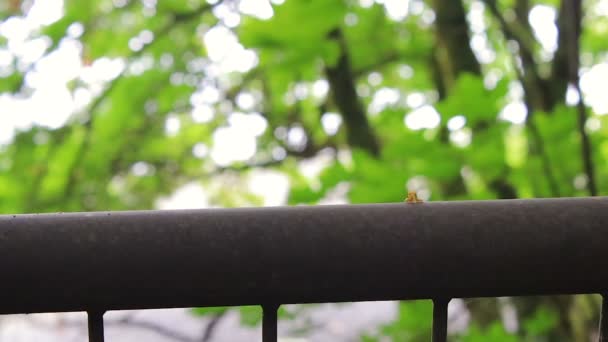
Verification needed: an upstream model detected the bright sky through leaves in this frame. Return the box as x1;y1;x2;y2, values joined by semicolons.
3;0;605;148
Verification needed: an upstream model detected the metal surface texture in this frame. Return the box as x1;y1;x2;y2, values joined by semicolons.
0;197;607;314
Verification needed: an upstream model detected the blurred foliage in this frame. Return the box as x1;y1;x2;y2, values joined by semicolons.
0;0;606;340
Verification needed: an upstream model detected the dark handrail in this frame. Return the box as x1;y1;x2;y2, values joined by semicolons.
0;197;607;316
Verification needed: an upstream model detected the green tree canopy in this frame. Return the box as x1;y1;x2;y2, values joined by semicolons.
1;0;606;340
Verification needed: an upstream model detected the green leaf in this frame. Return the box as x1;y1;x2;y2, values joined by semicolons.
458;322;518;342
523;307;559;337
238;306;262;327
379;301;433;341
436;73;508;126
191;306;229;316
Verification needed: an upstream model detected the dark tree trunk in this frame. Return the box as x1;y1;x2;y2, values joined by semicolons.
325;28;380;156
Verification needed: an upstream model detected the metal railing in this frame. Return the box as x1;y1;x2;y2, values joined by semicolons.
1;197;607;341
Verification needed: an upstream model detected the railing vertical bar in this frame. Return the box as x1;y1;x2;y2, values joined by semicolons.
262;303;279;342
600;294;607;342
87;310;105;342
432;298;449;342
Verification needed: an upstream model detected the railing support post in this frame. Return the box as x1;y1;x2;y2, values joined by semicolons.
87;310;105;342
262;303;279;342
432;298;450;342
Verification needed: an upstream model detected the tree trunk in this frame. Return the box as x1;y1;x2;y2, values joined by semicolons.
325;28;380;156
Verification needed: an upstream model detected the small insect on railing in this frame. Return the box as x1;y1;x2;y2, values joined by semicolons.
1;197;608;341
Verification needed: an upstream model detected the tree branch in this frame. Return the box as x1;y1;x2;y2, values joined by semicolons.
526;120;561;196
482;0;561;196
564;0;597;195
507;48;561;197
325;28;380;157
481;0;553;111
110;316;199;342
55;311;225;342
550;0;574;107
201;312;226;342
428;0;521;200
430;0;480;91
353;51;404;78
60;2;221;208
500;31;561;196
200;141;336;179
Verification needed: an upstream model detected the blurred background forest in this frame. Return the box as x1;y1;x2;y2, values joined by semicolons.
1;0;607;340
